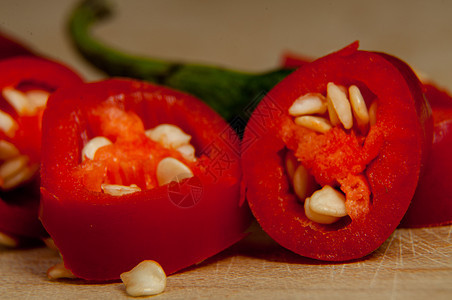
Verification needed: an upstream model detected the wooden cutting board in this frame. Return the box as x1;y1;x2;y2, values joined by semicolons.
1;223;451;299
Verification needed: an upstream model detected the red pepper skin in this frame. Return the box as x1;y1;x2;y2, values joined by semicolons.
0;30;34;59
243;43;432;261
0;57;83;243
40;78;251;280
399;83;452;227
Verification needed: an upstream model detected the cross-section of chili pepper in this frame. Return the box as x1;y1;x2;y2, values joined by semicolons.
242;42;433;261
280;51;452;229
39;78;251;280
0;56;83;246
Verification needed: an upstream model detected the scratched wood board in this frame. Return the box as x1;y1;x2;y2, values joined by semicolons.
1;224;451;299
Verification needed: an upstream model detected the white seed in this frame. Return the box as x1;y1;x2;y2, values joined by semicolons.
0;110;18;138
1;163;38;190
304;196;341;224
101;184;141;196
120;260;166;297
0;140;19;160
292;164;315;201
2;87;37;115
25;90;50;108
0;231;18;247
369;101;378;126
0;155;29;181
326;93;340;126
304;185;348;224
47;262;76;280
288;93;327;116
349;85;370;127
176;144;196;162
327;82;353;129
145;124;191;149
156;157;193;186
82;136;112;161
285;151;298;181
294;116;332;133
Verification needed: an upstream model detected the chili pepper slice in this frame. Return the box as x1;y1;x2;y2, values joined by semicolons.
242;43;432;261
399;83;452;227
281;51;452;229
0;56;83;246
39;78;251;280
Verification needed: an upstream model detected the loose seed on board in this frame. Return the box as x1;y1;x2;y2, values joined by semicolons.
101;184;142;196
327;82;353;129
145;124;191;149
47;262;76;280
156;157;194;186
0;231;18;247
294;116;332;133
120;260;167;297
81;136;112;161
288;93;327;116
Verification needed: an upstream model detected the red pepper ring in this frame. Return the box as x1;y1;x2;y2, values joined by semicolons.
40;78;251;280
242;43;432;261
0;56;83;244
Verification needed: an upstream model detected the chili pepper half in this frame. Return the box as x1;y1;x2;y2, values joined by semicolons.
281;51;452;229
0;56;83;246
242;43;433;261
39;78;251;280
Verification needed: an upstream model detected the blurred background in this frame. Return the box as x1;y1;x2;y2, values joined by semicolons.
0;0;451;90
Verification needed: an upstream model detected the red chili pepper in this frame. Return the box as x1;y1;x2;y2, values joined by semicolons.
39;78;251;280
399;83;452;227
0;56;83;245
0;30;34;59
242;43;433;261
281;51;452;229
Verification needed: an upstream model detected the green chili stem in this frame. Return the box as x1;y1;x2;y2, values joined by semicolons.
68;0;294;121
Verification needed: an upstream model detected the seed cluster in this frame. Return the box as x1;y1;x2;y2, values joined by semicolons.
0;88;48;190
81;124;196;196
286;82;375;225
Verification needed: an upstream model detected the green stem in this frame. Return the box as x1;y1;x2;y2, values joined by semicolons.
68;0;294;121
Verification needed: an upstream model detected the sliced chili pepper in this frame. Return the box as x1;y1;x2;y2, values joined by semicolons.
0;56;83;245
242;43;432;261
39;78;251;280
281;51;452;229
399;83;452;227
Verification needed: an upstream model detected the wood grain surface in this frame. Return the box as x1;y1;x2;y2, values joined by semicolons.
1;223;451;299
0;0;451;299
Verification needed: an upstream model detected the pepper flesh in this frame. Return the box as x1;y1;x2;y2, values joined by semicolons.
0;56;83;244
40;78;251;280
242;43;432;261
